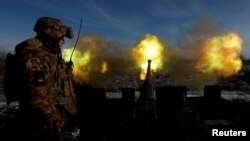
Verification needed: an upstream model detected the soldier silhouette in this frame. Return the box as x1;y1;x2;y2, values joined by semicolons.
10;17;78;141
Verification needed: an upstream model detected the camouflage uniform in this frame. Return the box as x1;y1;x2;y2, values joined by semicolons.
15;17;77;141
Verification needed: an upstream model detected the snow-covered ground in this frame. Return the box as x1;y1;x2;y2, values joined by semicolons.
0;90;249;141
108;90;250;101
187;90;250;101
0;90;249;106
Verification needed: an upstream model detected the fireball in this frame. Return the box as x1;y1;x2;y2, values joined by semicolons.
196;32;242;77
62;36;110;83
62;48;91;80
132;34;165;80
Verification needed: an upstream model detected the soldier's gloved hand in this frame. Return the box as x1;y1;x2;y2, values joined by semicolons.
66;60;74;75
66;60;74;69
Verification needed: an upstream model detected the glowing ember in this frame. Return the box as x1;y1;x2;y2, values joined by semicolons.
132;34;165;80
100;60;108;74
196;32;242;77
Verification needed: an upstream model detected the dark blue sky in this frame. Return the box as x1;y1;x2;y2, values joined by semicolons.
1;0;250;58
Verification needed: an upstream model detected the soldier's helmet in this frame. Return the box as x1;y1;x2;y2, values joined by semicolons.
33;17;74;39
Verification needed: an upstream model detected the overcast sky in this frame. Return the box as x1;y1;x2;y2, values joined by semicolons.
1;0;250;58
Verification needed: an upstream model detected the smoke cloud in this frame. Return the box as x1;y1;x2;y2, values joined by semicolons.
63;15;242;91
63;34;137;89
163;15;232;90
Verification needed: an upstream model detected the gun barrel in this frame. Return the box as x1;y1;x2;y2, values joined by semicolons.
140;59;155;100
145;59;151;82
133;59;157;121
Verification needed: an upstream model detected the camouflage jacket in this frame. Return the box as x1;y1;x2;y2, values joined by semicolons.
15;37;77;130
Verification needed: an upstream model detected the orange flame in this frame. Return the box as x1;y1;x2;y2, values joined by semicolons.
100;60;108;74
62;36;109;82
196;32;242;77
62;48;91;81
132;34;165;80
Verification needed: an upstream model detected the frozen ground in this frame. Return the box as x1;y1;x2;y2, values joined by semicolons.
187;90;250;101
0;90;250;107
0;90;249;140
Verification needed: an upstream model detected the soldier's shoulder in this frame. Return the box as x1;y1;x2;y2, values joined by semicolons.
22;49;56;70
15;37;44;54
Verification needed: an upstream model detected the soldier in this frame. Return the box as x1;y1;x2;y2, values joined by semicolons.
14;17;78;141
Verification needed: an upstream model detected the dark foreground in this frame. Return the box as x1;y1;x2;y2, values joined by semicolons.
1;85;250;141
